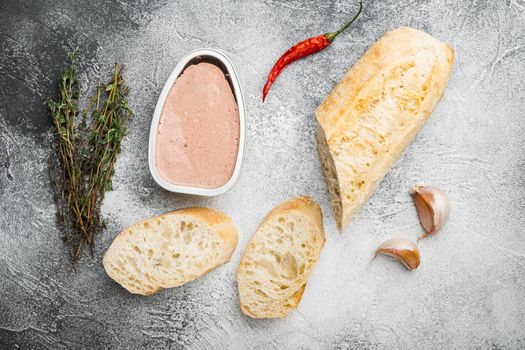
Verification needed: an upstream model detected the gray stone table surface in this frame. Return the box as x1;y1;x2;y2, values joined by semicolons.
1;0;524;349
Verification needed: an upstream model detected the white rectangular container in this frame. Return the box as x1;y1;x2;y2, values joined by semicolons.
148;48;245;196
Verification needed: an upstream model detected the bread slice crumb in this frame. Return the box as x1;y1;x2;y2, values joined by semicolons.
237;196;325;318
103;207;239;296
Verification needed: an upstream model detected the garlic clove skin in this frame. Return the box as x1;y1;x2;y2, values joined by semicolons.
410;185;450;236
375;238;420;271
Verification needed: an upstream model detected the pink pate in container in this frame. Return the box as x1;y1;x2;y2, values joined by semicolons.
148;49;245;196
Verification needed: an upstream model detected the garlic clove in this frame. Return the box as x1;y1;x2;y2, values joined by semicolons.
410;185;450;237
374;238;420;271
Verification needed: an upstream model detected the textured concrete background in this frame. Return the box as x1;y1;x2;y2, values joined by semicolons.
1;0;524;349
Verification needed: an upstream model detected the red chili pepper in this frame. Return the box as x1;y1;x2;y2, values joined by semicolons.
262;2;363;102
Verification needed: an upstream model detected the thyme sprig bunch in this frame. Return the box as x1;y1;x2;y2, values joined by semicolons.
48;49;132;263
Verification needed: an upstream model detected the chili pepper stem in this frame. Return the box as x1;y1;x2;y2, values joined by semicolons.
325;2;363;42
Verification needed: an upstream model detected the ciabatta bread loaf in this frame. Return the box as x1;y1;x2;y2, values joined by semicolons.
237;196;325;318
103;207;238;295
316;26;454;232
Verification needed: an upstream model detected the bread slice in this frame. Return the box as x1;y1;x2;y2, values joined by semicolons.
103;207;239;295
237;196;325;318
316;26;454;232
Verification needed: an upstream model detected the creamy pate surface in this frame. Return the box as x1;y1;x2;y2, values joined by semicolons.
155;62;240;189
